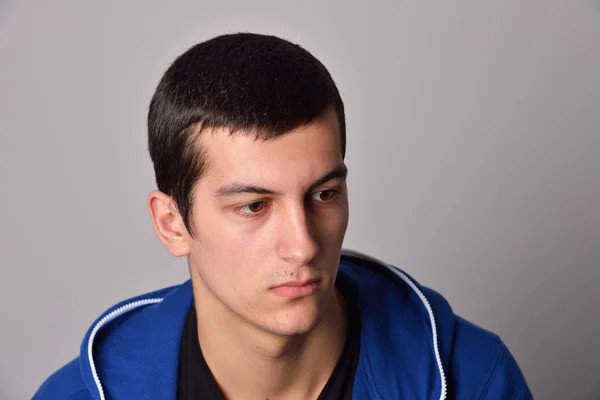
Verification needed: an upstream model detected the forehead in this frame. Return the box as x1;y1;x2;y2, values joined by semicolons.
197;111;344;188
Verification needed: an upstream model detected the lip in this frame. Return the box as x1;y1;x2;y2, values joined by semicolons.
271;278;320;288
270;278;321;298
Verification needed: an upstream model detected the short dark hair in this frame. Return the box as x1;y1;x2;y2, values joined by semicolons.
147;32;346;236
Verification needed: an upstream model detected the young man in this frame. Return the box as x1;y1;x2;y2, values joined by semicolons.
34;33;532;399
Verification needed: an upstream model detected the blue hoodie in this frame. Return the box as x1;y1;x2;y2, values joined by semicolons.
33;250;532;399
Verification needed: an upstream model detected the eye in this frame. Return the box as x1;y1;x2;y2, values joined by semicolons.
242;201;265;213
312;189;338;202
235;201;267;217
247;201;265;213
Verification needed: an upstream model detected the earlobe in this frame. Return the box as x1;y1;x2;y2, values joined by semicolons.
147;190;191;257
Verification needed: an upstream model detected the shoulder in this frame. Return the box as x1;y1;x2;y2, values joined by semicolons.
450;317;533;398
33;281;191;400
339;249;532;398
32;357;92;400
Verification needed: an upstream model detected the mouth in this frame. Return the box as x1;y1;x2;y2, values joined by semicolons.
269;278;321;299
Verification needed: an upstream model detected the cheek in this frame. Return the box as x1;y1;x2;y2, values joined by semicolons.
317;200;349;241
192;210;274;289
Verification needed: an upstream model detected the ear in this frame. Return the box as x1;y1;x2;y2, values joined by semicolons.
147;190;190;257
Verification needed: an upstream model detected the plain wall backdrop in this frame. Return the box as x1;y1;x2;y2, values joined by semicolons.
1;1;599;399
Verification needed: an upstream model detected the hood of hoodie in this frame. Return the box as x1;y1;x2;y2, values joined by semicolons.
77;249;456;400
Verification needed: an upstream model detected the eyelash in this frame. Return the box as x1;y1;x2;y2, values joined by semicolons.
233;188;342;219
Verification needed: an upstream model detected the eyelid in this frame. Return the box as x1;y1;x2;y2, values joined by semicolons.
233;200;270;218
311;187;341;202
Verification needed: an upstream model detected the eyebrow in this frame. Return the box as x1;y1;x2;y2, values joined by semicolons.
215;164;348;199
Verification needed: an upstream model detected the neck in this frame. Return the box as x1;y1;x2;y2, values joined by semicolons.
191;276;347;400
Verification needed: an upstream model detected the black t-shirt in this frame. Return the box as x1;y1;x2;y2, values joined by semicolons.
177;284;361;400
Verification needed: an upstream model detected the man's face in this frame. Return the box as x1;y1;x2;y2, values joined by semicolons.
186;110;348;337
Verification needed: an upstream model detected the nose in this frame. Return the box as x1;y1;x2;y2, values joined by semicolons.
275;203;320;265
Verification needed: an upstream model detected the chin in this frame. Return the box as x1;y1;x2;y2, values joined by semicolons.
267;320;320;337
265;302;324;337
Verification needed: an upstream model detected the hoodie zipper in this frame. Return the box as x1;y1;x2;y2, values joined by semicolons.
341;249;448;400
87;298;164;400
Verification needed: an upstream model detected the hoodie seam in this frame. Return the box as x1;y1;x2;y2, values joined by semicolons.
359;344;385;400
477;343;507;399
341;250;447;399
67;388;92;399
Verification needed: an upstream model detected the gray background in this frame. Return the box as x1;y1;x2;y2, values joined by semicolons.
1;1;599;399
